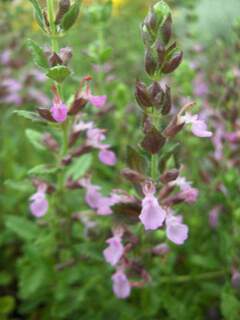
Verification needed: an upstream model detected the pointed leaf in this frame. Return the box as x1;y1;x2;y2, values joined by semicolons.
26;39;48;69
47;65;71;83
60;0;81;31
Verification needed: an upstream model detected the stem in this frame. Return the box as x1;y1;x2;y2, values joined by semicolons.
158;269;227;285
151;107;159;180
47;0;59;52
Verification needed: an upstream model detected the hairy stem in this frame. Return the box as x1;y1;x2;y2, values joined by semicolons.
47;0;59;52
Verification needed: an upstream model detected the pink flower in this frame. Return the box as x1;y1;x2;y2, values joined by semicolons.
170;176;191;190
209;206;221;229
139;184;166;230
166;215;188;245
50;88;68;122
180;112;212;138
29;185;48;218
51;101;68;122
86;128;108;149
179;187;198;203
85;184;102;209
96;197;113;216
112;270;131;299
82;79;107;108
103;230;124;266
98;149;117;166
88;95;107;108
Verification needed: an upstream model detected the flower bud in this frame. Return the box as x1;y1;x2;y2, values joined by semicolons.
145;49;157;77
161;14;172;45
59;47;72;65
141;126;166;154
141;25;154;47
161;85;171;114
55;0;70;25
156;41;165;66
162;50;183;74
160;169;179;183
135;81;152;108
49;52;63;67
71;145;93;157
143;9;158;36
68;97;88;115
37;107;56;122
163;117;185;138
121;168;145;184
153;1;171;25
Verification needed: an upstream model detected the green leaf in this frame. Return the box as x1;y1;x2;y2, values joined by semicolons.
26;39;48;69
0;272;12;286
5;216;40;241
4;179;31;192
0;296;15;315
221;286;240;320
67;154;92;181
28;164;59;176
25;129;45;151
28;0;45;30
126;146;147;174
14;110;44;122
46;65;71;83
61;0;81;31
99;47;112;63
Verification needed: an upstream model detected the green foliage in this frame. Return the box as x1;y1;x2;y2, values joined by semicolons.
46;65;71;83
60;0;81;31
66;154;93;181
26;39;49;69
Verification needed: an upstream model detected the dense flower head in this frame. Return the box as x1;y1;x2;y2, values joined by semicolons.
139;182;166;230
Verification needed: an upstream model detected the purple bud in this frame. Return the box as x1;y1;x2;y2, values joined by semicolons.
162;51;183;74
145;49;157;77
98;149;117;166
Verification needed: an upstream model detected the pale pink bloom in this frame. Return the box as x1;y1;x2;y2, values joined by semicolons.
180;112;212;138
166;215;188;245
85;184;102;209
88;95;107;108
152;243;169;255
96;197;113;215
82;85;107;108
193;73;208;98
209;206;221;229
139;185;166;230
103;232;124;266
98;149;117;166
170;176;192;190
179;187;198;203
0;49;11;64
29;185;48;218
212;127;224;160
110;190;135;205
112;270;131;299
73;120;94;133
51;101;68;122
224;132;240;144
231;270;240;289
86;128;108;149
